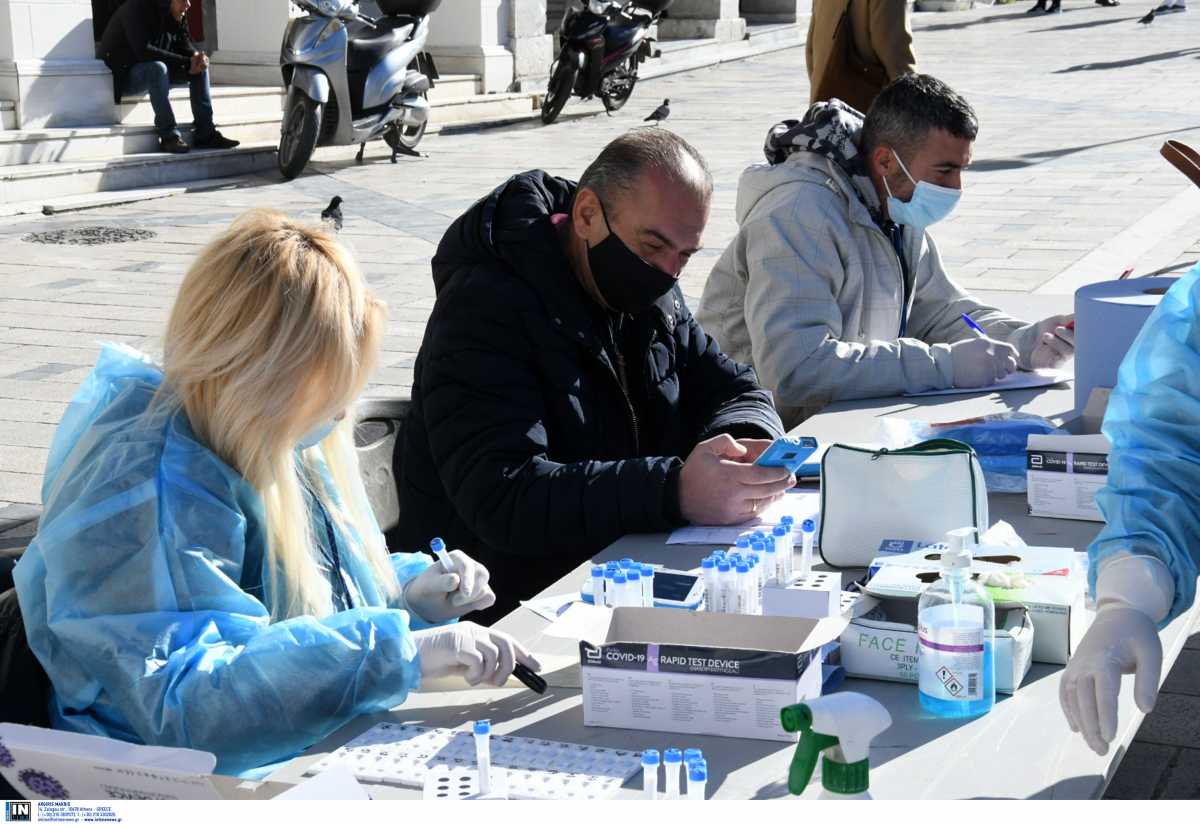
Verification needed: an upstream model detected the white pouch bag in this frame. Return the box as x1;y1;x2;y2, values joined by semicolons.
819;439;988;568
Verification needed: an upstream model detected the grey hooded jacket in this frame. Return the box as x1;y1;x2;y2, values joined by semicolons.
697;102;1042;428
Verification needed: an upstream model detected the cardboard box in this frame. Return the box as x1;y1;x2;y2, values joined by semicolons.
1026;433;1110;522
572;607;842;742
863;546;1088;665
839;598;1034;693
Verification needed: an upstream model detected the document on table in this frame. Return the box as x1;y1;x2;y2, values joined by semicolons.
666;489;821;545
904;367;1071;398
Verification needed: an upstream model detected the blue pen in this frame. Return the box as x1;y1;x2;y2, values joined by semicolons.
960;313;987;338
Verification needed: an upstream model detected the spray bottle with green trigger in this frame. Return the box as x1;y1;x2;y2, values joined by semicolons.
779;693;892;799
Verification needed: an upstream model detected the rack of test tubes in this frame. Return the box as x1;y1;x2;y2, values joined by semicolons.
697;515;821;615
641;747;709;800
305;721;643;800
586;557;664;608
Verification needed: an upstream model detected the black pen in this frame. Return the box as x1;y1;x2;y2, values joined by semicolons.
513;662;547;694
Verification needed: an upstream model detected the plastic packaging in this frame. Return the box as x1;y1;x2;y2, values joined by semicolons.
917;528;996;718
880;413;1062;493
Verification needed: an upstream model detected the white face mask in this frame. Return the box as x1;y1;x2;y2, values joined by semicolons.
296;419;338;450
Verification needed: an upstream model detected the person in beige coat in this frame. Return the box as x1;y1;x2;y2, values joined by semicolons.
697;74;1075;429
806;0;917;109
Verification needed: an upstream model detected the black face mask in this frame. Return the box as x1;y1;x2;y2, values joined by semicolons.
586;200;678;315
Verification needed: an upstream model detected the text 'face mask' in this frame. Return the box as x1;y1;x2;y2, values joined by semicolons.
883;151;962;231
586;200;678;314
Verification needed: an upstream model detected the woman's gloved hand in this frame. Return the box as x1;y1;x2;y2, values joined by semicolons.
412;623;540;688
402;549;496;623
1060;553;1173;755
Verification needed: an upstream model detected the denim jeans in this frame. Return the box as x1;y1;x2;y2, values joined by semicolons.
123;61;215;141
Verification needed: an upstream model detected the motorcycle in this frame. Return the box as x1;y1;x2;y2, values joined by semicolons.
541;0;671;125
278;0;441;180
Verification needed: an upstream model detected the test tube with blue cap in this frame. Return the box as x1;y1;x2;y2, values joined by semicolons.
603;567;617;607
686;758;707;800
735;563;751;614
613;571;628;607
715;560;732;614
474;719;491;795
626;568;641;608
764;542;778;586
780;516;796;580
701;557;717;612
640;564;655;607
642;749;660;799
619;558;635;572
800;518;817;580
590;565;604;605
663;748;683;799
683;748;703;767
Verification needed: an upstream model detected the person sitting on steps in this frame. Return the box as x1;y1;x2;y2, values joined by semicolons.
99;0;240;154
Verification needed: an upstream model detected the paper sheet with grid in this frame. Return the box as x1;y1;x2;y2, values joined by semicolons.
305;722;643;800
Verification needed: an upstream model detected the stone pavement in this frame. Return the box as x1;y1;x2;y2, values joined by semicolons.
0;0;1198;796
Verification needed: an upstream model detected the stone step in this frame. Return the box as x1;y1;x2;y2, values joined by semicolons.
0;143;279;206
115;75;481;128
0;77;508;169
0;89;542;208
0;101;15;132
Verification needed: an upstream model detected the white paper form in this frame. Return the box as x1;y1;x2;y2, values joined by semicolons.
666;489;820;545
904;368;1071;398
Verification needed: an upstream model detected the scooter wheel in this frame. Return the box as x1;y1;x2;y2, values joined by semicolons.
541;58;576;125
278;91;322;181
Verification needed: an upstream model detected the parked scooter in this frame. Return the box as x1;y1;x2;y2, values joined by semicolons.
278;0;441;180
541;0;670;125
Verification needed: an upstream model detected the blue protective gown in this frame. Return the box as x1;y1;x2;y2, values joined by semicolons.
14;344;439;775
1090;262;1200;626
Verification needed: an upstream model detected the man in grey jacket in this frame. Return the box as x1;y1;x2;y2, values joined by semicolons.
698;74;1074;428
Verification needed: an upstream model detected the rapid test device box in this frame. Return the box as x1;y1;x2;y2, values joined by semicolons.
556;606;843;742
1026;433;1110;522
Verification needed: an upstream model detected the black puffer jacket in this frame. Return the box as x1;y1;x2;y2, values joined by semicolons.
396;171;784;622
99;0;197;103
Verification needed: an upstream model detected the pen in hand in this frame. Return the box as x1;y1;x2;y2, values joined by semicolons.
960;313;993;354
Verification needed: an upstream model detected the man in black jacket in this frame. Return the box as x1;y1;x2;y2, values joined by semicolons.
99;0;239;154
398;130;791;622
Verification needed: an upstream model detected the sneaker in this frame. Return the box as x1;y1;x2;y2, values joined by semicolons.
159;134;190;154
1094;0;1120;7
1155;2;1186;11
193;130;240;150
1026;0;1047;12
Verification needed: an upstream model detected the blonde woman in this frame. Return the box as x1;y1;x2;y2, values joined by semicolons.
14;209;537;776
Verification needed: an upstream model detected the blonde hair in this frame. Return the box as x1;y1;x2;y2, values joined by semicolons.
160;208;396;619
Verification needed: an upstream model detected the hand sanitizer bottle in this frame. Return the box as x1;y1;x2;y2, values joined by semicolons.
917;528;995;718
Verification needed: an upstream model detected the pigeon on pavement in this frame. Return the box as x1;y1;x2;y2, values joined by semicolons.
1138;8;1156;22
644;99;670;124
321;196;344;232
